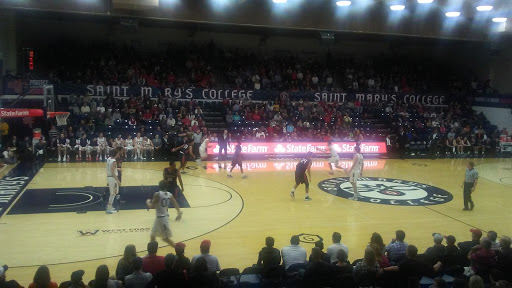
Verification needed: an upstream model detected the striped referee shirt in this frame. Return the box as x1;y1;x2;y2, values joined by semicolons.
465;168;478;183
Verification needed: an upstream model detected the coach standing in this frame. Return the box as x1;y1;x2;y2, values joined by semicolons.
462;162;478;211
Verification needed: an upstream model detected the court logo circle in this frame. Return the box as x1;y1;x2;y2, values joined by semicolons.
318;177;453;206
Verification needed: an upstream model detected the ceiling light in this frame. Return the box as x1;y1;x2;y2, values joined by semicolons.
476;5;493;11
390;5;405;11
445;11;460;17
417;0;433;3
272;0;287;3
492;17;507;22
336;1;351;6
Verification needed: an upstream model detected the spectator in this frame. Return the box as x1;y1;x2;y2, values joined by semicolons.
386;230;408;265
255;128;266;139
469;275;484;288
116;244;137;282
303;247;333;288
281;235;307;270
256;236;281;277
353;247;380;287
468;237;496;276
80;103;91;114
142;241;165;276
492;236;512;282
188;257;218;288
65;270;86;288
150;254;186;288
333;249;353;275
0;265;22;288
191;240;221;272
487;231;500;251
91;265;119;288
124;257;152;288
424;233;447;266
308;241;330;263
327;232;349;264
382;245;437;288
458;229;483;261
173;242;191;273
28;266;58;288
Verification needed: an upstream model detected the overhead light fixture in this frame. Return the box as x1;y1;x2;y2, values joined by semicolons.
336;0;351;6
445;11;460;17
417;0;433;3
492;17;507;22
390;5;405;11
272;0;287;3
476;5;493;11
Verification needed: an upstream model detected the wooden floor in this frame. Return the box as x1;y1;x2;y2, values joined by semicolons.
1;158;511;285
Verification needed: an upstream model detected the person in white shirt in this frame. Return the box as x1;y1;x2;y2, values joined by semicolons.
326;141;342;175
80;103;91;114
97;132;108;161
281;235;307;270
344;146;364;201
125;135;134;159
255;128;266;139
97;103;106;114
106;147;123;214
144;136;154;159
327;232;349;264
134;133;144;160
191;240;221;272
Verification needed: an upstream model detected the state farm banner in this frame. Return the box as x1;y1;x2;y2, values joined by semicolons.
207;141;387;155
206;160;386;173
0;108;44;118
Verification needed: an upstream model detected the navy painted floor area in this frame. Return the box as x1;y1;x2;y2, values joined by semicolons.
8;185;190;215
0;161;43;217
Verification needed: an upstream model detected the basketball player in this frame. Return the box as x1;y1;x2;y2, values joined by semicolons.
291;152;313;201
228;140;247;178
57;133;69;162
146;180;183;248
196;136;209;168
172;138;194;174
125;135;134;160
144;136;154;160
344;146;364;201
113;135;124;149
78;133;90;161
98;132;108;161
326;141;342;175
68;132;78;161
134;132;144;160
163;161;184;198
106;147;123;214
114;148;125;209
90;137;99;161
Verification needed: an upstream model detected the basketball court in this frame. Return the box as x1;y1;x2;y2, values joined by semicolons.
0;157;511;283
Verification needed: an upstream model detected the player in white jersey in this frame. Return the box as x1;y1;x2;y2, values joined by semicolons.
146;180;183;247
134;133;144;160
113;135;124;149
106;147;123;214
125;135;134;159
196;137;210;168
326;141;342;175
97;133;108;161
344;146;364;201
144;136;154;159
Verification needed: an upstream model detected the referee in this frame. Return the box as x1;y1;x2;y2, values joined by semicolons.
462;162;478;211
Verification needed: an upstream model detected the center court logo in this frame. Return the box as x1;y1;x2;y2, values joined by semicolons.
318;177;453;206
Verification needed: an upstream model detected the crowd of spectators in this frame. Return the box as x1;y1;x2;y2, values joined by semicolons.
2;229;511;288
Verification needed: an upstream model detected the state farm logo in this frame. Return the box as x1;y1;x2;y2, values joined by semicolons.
318;177;453;206
274;144;286;153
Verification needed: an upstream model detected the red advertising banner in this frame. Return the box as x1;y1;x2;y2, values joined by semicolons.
0;109;44;118
207;160;386;173
207;142;387;155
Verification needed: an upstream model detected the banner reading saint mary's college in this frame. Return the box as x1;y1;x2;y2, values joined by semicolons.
207;141;386;155
2;79;448;105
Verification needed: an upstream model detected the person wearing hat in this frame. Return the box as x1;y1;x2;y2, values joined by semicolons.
424;233;447;266
462;161;478;211
124;257;152;288
58;270;85;288
0;265;23;288
191;240;221;272
458;229;483;266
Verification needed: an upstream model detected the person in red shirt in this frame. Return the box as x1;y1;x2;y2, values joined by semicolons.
28;266;58;288
143;110;153;121
142;241;165;276
182;117;191;127
253;113;261;121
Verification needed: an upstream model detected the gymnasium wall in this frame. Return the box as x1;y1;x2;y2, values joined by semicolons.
473;106;512;132
0;10;17;79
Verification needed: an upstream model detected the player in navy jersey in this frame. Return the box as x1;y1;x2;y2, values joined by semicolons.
291;152;313;201
227;140;247;178
172;137;194;174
